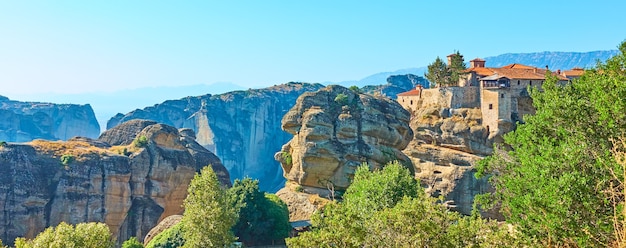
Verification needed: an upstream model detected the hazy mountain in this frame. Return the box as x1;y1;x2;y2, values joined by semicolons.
481;50;619;69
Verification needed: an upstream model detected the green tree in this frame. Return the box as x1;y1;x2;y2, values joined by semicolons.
425;56;448;87
448;51;467;86
228;178;290;246
122;237;144;248
477;41;626;246
14;222;114;248
145;222;185;248
425;52;467;87
181;166;237;248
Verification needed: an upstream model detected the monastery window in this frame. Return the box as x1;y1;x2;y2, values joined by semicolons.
501;93;504;98
410;100;413;105
517;80;520;85
489;104;493;110
529;80;533;86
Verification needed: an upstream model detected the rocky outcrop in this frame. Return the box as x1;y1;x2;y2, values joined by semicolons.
0;96;100;142
275;85;413;193
402;99;506;218
107;82;325;192
361;74;429;99
0;120;229;245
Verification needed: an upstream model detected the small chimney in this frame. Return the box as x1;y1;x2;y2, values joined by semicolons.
545;65;549;70
557;69;561;75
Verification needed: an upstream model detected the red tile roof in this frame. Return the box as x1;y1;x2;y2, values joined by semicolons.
501;63;535;69
466;63;569;81
397;88;421;96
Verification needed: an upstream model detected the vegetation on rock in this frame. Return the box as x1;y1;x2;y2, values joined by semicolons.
145;222;185;248
425;51;467;87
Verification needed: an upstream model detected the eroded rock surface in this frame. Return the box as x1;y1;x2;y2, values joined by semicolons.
0;120;228;245
107;82;324;192
403;103;508;218
275;85;413;192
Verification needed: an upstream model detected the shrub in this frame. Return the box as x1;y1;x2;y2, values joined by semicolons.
122;237;144;248
281;151;292;165
145;222;185;248
14;222;114;248
60;154;74;166
133;135;148;148
334;93;348;106
0;141;6;147
349;85;361;93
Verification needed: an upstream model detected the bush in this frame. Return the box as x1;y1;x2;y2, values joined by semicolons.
145;222;185;248
334;93;348;106
281;151;292;165
60;154;74;166
14;222;114;248
133;135;148;148
122;237;144;248
349;85;361;93
0;141;6;147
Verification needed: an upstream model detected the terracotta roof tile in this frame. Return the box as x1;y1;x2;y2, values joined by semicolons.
562;68;585;77
397;88;421;96
501;63;535;69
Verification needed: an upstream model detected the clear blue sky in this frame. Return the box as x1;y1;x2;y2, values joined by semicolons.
1;1;625;96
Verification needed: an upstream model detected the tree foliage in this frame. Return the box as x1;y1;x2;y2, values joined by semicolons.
145;222;185;248
425;52;467;87
287;161;520;247
227;178;290;246
14;222;114;248
122;237;144;248
425;56;449;87
477;41;626;246
181;166;237;248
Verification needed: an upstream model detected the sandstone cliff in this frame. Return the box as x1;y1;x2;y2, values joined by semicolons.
107;82;325;192
274;85;413;219
0;96;100;142
402;96;510;218
0;119;229;245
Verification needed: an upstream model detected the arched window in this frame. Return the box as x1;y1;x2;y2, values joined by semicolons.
530;80;533;86
517;80;520;85
410;100;413;105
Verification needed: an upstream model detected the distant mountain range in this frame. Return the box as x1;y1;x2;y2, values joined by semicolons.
332;50;619;88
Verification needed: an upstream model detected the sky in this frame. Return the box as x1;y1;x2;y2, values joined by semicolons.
1;1;625;97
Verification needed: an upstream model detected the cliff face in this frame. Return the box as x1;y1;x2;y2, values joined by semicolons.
274;85;413;219
0;120;229;245
107;82;325;192
402;96;508;218
0;96;100;142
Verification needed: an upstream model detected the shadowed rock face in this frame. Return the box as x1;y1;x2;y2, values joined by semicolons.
0;120;229;246
275;85;413;192
0;96;100;142
403;103;506;219
106;82;325;192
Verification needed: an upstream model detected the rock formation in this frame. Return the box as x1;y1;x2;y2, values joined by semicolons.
0;96;100;142
361;74;430;99
0;120;229;245
107;82;325;192
402;95;510;218
274;85;413;219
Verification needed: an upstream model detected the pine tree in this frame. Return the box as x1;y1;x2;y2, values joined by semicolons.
425;57;449;87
